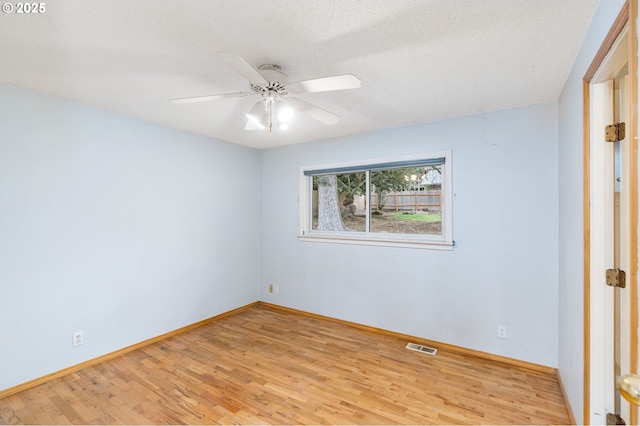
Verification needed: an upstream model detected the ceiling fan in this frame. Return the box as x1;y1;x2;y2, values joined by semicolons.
170;53;361;132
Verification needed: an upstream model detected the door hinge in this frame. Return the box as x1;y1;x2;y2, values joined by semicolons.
606;268;626;288
607;413;626;425
605;122;626;142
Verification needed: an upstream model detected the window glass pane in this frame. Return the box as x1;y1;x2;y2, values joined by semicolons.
312;172;366;232
369;166;442;235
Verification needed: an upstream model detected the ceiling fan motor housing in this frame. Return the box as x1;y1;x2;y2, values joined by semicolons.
251;65;289;102
250;81;288;97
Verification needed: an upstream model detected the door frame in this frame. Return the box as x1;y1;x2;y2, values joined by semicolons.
583;1;638;424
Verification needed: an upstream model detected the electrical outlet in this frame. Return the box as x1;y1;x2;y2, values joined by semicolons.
497;325;507;339
268;284;274;293
72;331;83;347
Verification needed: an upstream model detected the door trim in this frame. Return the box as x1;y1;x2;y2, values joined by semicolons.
583;1;638;424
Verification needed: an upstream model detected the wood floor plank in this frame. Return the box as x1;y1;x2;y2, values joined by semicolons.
0;304;571;424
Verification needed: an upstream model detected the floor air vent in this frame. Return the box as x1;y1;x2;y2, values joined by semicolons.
405;342;437;355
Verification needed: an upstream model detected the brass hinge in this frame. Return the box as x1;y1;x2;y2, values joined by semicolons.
606;268;626;288
605;122;626;142
607;413;626;425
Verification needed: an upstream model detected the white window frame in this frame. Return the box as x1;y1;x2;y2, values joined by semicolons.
298;151;453;250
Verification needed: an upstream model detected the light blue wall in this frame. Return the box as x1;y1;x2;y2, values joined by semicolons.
557;1;626;423
261;103;559;367
0;84;261;390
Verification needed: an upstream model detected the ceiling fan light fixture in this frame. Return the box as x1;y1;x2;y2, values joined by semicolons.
259;110;270;129
246;101;265;125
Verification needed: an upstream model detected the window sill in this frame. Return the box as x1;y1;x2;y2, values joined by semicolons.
298;232;454;250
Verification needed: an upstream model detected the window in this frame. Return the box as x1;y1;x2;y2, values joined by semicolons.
299;152;453;250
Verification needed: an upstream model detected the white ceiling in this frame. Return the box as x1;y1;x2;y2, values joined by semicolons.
0;0;598;149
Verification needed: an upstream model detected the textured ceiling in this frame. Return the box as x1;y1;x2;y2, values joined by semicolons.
0;0;598;149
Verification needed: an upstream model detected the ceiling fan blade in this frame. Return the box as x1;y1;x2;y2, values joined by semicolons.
288;74;361;94
287;97;340;125
170;91;254;104
216;53;267;84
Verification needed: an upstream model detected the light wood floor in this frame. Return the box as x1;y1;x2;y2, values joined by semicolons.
0;304;571;424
